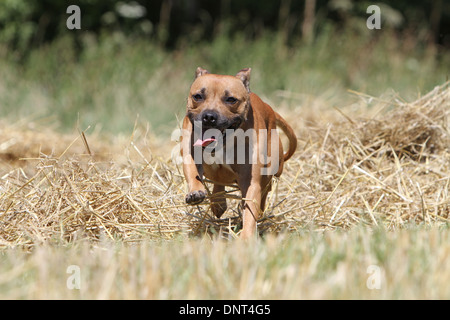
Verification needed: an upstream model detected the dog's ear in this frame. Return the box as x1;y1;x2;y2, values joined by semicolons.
236;68;251;92
195;67;210;78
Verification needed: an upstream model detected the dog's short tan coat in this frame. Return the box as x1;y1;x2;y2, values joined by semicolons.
181;68;297;238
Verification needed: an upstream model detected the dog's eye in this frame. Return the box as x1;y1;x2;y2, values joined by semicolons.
225;97;238;104
192;94;203;102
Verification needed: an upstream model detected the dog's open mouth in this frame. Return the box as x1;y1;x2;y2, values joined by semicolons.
193;128;225;148
193;118;243;148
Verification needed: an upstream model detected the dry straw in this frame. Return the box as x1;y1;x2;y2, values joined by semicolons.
0;82;449;247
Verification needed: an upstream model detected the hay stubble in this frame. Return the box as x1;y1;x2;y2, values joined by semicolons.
0;82;449;247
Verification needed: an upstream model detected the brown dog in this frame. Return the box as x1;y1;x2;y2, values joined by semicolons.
181;67;297;239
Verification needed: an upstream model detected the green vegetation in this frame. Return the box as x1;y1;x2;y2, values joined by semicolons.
0;1;448;134
1;29;448;135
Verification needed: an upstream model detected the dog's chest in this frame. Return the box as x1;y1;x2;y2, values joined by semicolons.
203;162;237;185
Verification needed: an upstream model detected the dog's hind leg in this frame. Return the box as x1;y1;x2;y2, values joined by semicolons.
211;184;227;218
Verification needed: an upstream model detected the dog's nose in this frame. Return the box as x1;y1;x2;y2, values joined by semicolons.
202;111;218;127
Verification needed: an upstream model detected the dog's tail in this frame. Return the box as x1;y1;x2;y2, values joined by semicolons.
275;112;297;162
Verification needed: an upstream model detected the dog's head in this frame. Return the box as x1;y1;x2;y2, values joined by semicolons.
186;67;251;147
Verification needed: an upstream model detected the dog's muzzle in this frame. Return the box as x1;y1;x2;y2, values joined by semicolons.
191;112;244;148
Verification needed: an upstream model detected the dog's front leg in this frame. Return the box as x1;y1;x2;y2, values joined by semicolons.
238;175;262;240
181;116;207;205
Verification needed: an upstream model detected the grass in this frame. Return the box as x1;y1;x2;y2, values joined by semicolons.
0;29;448;134
0;227;448;299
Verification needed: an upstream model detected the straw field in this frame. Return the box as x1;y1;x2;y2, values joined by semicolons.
0;81;449;299
1;81;449;245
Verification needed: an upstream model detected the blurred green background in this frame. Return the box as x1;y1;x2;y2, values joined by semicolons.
0;0;449;135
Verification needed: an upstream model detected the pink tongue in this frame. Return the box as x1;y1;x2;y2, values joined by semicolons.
193;138;216;147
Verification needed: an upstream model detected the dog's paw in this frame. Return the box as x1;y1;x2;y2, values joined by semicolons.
185;190;207;205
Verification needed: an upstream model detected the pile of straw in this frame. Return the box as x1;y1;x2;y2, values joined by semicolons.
273;81;449;232
0;82;449;247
